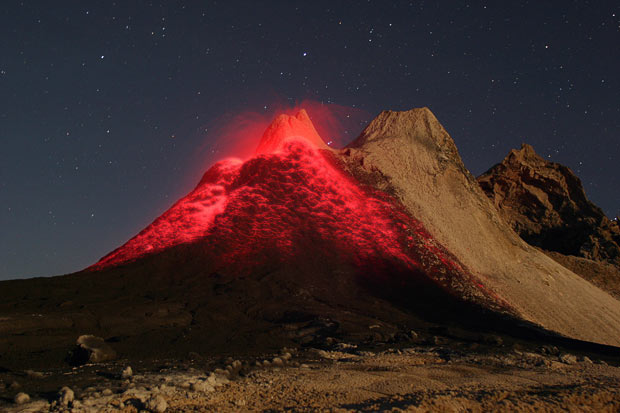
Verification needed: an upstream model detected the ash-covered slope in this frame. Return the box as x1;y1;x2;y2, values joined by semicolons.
477;143;620;266
342;108;620;347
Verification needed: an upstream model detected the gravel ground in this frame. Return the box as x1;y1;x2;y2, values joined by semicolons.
2;339;620;412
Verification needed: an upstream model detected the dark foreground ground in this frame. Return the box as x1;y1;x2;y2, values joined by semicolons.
1;328;620;412
2;248;620;411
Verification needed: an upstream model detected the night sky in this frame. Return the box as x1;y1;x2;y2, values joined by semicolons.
2;1;619;280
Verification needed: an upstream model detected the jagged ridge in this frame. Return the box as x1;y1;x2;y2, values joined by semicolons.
477;143;620;265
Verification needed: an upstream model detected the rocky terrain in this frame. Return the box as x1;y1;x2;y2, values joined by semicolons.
477;143;620;298
342;109;620;346
477;143;620;266
2;108;620;411
2;331;620;412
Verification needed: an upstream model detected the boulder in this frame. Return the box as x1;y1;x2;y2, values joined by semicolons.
71;335;117;364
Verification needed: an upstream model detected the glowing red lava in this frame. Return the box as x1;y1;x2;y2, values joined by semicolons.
91;109;494;307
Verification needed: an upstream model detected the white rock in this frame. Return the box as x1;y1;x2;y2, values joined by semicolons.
146;394;168;413
121;366;133;379
14;392;30;404
214;374;230;386
25;369;44;379
58;386;75;406
560;353;578;365
281;352;292;361
190;381;214;393
75;335;117;363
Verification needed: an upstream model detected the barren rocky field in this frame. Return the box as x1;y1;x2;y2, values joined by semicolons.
2;331;620;412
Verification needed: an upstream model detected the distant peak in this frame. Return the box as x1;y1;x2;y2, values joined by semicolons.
507;143;545;165
255;109;329;155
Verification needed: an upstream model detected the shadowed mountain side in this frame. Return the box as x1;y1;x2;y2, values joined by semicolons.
342;108;620;347
2;243;617;372
477;143;620;266
0;244;493;369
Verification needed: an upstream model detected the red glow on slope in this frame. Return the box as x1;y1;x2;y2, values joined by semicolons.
255;109;328;154
92;109;502;308
196;100;369;163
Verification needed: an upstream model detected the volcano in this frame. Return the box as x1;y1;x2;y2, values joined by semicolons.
90;109;500;313
85;107;620;347
2;107;620;371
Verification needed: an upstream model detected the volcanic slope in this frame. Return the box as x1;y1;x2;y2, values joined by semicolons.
3;108;620;372
93;109;500;311
0;109;514;370
341;107;620;347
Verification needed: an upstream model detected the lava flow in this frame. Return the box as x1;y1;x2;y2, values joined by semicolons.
91;109;501;308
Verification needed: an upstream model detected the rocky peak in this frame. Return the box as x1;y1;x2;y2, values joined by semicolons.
507;143;545;164
477;144;620;265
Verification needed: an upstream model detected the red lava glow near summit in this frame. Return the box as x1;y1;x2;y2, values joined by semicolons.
92;107;492;306
196;100;368;163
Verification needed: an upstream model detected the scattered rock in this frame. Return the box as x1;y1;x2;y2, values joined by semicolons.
432;336;448;346
121;366;133;379
540;345;559;356
146;394;168;412
228;360;242;375
102;388;113;396
559;353;578;365
272;357;284;367
25;369;44;379
58;386;75;406
281;352;293;361
334;343;357;352
72;334;117;364
484;334;503;346
190;381;214;393
582;356;593;364
14;392;30;405
549;361;566;370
